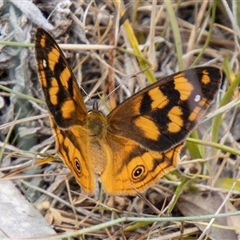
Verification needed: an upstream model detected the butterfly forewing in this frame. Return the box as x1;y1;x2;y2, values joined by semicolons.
35;29;96;194
35;29;87;128
108;67;222;152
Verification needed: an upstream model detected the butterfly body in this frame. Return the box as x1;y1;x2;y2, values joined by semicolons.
35;28;222;195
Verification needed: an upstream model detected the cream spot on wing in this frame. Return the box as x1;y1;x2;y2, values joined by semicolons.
194;94;201;102
42;59;47;68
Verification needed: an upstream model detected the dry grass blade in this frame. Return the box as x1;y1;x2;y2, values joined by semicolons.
0;1;239;239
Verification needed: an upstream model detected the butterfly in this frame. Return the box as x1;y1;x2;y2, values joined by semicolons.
35;28;222;195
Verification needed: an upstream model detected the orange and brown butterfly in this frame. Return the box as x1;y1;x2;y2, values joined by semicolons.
34;28;222;195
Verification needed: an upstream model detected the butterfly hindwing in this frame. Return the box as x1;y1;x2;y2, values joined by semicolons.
101;134;183;194
49;116;95;193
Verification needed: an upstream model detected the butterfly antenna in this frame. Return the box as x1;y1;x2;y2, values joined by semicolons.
77;83;93;103
80;86;89;97
102;65;152;104
77;84;88;97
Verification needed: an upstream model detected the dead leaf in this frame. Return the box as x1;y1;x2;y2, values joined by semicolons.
177;191;238;240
